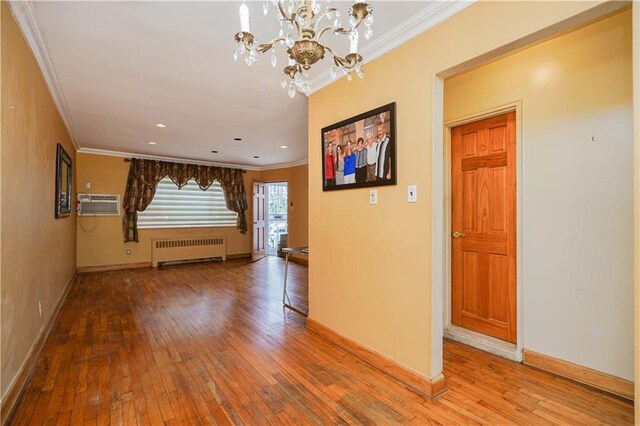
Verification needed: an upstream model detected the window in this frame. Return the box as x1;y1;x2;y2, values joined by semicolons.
138;177;237;229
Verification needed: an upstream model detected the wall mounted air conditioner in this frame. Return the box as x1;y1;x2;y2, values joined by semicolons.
77;194;120;216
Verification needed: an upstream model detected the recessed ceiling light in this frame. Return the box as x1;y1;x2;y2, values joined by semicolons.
234;137;242;141
253;155;259;159
148;141;157;145
280;145;288;149
211;150;218;153
156;123;166;128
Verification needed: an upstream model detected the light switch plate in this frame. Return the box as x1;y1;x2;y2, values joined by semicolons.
408;185;417;203
370;189;378;205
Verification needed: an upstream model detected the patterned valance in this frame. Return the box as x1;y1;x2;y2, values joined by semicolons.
122;158;248;242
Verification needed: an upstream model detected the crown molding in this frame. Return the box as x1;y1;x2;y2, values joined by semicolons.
8;0;81;151
260;158;309;171
78;147;308;171
307;0;475;94
78;148;262;170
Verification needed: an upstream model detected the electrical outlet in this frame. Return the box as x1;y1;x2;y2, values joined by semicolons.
369;189;378;205
126;249;132;255
38;300;42;318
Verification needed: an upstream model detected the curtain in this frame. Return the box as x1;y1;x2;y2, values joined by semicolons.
122;158;248;242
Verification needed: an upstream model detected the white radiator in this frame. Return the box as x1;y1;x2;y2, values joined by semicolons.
151;236;226;267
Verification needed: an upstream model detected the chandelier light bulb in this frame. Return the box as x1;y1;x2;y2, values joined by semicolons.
239;3;250;33
349;30;359;54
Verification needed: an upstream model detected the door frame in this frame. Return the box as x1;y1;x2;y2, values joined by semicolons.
251;180;266;262
264;181;289;256
434;96;524;363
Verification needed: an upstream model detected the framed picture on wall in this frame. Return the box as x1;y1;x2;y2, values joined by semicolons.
321;102;396;191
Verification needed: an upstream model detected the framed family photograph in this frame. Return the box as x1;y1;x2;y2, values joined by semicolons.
322;102;396;191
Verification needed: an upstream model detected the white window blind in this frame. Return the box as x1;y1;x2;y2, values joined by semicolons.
138;177;237;229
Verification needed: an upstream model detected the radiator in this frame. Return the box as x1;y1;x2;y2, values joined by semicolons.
151;236;226;267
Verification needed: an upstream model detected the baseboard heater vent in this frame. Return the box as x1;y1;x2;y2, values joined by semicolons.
151;236;226;267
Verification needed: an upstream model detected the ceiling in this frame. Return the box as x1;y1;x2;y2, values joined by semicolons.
12;1;471;169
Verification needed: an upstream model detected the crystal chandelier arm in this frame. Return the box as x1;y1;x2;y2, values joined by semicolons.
325;45;363;70
292;18;303;38
276;1;290;21
323;45;346;67
257;38;286;53
317;25;349;42
312;7;338;32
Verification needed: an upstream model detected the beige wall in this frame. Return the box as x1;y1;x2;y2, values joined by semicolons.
1;1;77;401
76;153;261;267
445;11;633;380
76;153;308;267
261;164;308;248
308;1;624;379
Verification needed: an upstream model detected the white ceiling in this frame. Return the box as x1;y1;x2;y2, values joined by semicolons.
13;1;471;169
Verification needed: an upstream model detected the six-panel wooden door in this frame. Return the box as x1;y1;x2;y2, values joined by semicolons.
451;112;517;343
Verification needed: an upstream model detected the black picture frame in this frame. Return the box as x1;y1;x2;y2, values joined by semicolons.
55;143;72;218
321;102;396;191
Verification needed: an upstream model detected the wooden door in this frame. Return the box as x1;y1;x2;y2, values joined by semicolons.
451;112;516;343
252;181;266;262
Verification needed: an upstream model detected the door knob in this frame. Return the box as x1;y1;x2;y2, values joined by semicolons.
452;231;466;239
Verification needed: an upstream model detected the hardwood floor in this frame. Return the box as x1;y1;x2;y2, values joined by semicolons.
8;257;634;425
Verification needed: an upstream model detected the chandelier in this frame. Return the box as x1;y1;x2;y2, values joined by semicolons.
233;0;374;98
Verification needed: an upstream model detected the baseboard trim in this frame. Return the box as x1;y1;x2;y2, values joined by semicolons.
226;253;251;260
78;255;252;273
77;262;152;273
306;318;446;398
0;272;78;425
522;349;634;401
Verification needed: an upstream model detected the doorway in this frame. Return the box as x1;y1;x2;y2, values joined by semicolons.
439;104;523;362
450;111;517;343
252;181;266;262
266;182;288;256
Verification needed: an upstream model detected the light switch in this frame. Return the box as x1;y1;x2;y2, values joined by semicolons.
407;185;417;203
85;182;91;189
369;189;378;205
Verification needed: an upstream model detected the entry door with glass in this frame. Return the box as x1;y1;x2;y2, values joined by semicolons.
266;183;288;256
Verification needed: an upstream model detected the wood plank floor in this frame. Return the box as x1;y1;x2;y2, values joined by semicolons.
8;257;634;425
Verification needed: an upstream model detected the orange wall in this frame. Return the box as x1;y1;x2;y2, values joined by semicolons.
76;153;308;267
1;2;77;401
307;1;619;379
